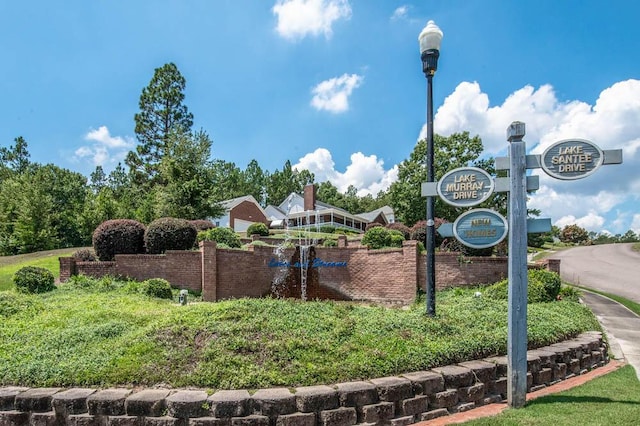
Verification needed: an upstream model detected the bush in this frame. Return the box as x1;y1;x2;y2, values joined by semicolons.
197;227;242;248
141;278;174;299
13;266;56;294
386;222;410;240
323;239;338;247
246;222;269;236
529;269;562;301
92;219;146;261
389;230;405;248
189;220;215;232
319;225;336;234
483;269;561;303
145;218;197;254
362;226;392;249
72;248;96;262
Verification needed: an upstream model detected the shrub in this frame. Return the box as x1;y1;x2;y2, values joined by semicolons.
72;248;96;262
197;227;242;248
13;266;56;294
483;269;561;303
362;226;392;249
323;239;338;247
529;269;562;301
389;230;405;248
246;222;269;236
189;220;215;232
92;219;146;261
319;225;336;234
141;278;174;299
145;217;197;254
386;222;411;240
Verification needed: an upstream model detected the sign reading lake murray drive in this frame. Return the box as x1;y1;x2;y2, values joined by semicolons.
541;139;604;180
437;167;494;207
453;208;508;249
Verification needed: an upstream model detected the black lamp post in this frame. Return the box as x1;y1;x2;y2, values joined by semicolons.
419;20;443;316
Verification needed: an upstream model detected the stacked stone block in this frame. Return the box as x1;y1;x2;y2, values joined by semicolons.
0;333;607;425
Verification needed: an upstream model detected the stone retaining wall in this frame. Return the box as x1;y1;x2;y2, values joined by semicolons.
0;332;607;425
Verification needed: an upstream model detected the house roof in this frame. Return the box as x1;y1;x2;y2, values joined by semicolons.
220;195;267;217
356;205;394;222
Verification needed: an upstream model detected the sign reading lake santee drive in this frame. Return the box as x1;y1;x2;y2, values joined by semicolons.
541;139;604;180
437;167;494;207
453;208;508;249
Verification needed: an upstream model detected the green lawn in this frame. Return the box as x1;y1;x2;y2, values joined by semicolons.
0;248;81;291
461;365;640;425
0;276;600;389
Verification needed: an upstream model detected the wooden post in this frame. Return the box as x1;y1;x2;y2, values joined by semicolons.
507;121;528;408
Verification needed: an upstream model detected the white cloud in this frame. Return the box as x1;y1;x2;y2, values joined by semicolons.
631;214;640;235
424;79;640;233
310;73;363;113
272;0;351;41
391;6;409;21
74;125;134;167
293;148;397;196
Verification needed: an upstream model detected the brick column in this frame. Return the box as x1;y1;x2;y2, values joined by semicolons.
337;235;347;248
201;241;217;301
546;259;561;275
402;240;419;304
59;257;76;282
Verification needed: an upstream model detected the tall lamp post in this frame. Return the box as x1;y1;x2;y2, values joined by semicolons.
419;20;443;316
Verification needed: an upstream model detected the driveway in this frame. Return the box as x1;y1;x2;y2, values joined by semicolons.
550;243;640;304
550;243;640;379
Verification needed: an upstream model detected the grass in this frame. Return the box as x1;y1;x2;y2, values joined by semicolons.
0;277;600;390
460;365;640;425
0;247;82;291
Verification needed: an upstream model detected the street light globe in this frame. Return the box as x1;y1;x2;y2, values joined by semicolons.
418;20;443;54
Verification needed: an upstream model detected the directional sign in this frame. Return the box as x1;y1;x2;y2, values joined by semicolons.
540;139;604;180
453;208;508;249
437;167;494;207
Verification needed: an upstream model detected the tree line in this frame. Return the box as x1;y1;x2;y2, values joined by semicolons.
3;62;633;255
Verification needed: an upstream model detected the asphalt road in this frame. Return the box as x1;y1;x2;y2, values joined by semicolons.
550;243;640;304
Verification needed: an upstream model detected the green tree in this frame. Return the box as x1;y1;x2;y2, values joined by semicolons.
154;130;222;219
210;159;244;202
0;136;31;180
264;161;314;206
126;62;194;185
241;159;266;205
389;132;488;226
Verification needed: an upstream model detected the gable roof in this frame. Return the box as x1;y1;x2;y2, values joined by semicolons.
220;195;267;217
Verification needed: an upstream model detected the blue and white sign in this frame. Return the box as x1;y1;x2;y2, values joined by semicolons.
453;208;508;249
437;167;494;207
541;139;604;180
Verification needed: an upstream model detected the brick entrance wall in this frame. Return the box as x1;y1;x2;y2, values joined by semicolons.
60;241;559;305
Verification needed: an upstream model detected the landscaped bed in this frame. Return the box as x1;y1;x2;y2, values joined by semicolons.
0;276;600;390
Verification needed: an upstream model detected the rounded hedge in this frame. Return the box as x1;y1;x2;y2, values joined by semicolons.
197;227;242;248
483;269;560;303
141;278;174;299
145;217;197;254
92;219;146;261
386;222;411;240
13;266;56;294
362;226;392;249
246;222;269;237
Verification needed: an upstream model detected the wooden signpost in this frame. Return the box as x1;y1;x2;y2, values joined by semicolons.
423;120;623;408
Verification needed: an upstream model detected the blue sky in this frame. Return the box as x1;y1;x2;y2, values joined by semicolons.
2;0;639;234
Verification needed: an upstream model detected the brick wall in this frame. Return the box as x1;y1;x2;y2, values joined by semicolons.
60;244;558;305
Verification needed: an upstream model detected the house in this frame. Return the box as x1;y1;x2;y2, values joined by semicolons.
213;185;394;234
210;195;268;232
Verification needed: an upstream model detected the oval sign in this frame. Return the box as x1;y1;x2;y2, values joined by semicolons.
541;139;604;180
437;167;494;207
453;208;508;249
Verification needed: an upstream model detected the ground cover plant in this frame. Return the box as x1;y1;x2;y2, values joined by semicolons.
459;365;640;425
0;276;600;390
